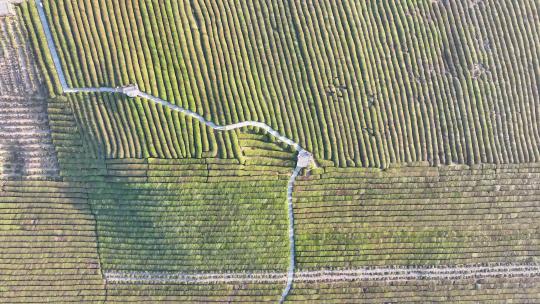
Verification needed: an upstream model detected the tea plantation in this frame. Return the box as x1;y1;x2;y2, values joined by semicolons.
1;0;539;303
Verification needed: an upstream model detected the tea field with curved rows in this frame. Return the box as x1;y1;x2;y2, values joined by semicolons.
28;0;540;168
1;0;540;303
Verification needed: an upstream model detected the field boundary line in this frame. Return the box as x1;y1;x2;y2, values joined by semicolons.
34;1;315;302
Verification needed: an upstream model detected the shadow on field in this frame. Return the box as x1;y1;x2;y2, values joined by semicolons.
0;139;26;180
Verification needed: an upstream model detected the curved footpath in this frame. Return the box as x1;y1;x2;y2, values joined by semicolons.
33;0;540;302
35;0;312;302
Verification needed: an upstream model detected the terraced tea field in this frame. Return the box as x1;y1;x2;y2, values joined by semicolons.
294;163;540;268
1;0;540;303
0;181;105;303
0;14;59;181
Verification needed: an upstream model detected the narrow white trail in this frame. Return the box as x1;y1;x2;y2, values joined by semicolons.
35;1;312;302
104;263;540;284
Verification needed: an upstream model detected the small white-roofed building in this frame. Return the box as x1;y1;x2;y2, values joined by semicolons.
120;84;140;98
297;150;314;168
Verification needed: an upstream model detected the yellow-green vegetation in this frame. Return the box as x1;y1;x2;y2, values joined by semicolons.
94;157;291;273
107;283;283;303
0;181;105;302
2;0;539;302
287;277;540;303
294;162;540;269
23;0;540;167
